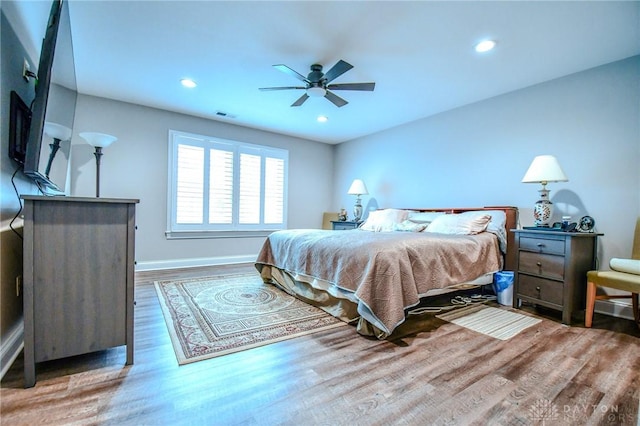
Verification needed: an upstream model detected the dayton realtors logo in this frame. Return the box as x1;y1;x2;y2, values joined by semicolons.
529;399;638;424
529;399;559;424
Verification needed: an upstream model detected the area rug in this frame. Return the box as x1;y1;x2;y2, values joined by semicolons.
437;305;542;340
154;274;347;364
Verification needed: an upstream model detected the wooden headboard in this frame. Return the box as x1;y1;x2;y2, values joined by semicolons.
401;206;519;272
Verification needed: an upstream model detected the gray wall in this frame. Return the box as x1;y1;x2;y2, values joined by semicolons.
334;56;640;269
0;9;39;368
70;95;334;269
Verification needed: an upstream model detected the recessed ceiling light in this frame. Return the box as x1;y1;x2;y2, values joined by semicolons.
181;78;197;88
474;40;496;53
317;115;328;123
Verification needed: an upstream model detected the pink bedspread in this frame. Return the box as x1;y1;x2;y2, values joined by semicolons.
255;229;502;336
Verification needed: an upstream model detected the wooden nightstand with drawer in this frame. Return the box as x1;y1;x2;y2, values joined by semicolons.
331;221;361;230
512;229;602;324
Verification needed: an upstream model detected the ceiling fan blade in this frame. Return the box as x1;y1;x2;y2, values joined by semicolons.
327;82;375;91
291;93;309;107
324;90;348;108
259;86;306;91
273;64;310;83
323;60;354;83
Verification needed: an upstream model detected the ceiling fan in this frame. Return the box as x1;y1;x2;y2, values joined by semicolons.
259;59;375;108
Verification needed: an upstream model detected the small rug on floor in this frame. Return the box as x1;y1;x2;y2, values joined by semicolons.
154;274;347;364
436;305;542;340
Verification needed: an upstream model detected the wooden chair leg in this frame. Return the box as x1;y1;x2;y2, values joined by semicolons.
585;281;597;328
633;293;639;327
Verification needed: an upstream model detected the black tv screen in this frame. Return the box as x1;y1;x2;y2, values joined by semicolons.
9;91;32;165
23;0;77;195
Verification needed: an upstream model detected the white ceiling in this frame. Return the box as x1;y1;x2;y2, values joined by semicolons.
5;1;640;144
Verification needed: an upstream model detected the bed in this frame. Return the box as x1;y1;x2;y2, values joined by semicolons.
255;206;518;339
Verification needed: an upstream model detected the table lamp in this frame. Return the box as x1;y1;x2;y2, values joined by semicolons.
347;179;368;222
522;155;568;227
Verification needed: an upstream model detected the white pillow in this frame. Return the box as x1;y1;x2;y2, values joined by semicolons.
425;213;491;235
475;210;508;252
610;258;640;275
406;211;446;224
393;220;428;232
359;209;409;232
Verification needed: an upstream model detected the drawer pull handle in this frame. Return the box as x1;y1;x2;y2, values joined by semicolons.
536;286;541;291
536;262;542;266
537;243;544;247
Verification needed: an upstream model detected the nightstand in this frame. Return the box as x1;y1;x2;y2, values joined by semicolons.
331;221;361;230
512;229;602;324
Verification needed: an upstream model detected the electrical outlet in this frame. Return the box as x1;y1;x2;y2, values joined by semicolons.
16;275;22;297
22;59;31;82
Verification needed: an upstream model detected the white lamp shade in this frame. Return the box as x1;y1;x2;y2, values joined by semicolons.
79;132;118;148
521;155;568;184
44;122;72;141
347;179;369;195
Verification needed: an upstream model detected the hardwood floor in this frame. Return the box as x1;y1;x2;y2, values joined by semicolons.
2;263;639;425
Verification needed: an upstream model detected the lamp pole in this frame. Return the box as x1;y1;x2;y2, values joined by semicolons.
93;146;103;197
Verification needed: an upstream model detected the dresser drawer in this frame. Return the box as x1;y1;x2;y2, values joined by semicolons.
519;236;565;255
518;275;564;306
518;251;565;280
332;221;358;230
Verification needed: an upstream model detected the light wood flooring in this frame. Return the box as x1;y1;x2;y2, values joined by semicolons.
2;263;639;425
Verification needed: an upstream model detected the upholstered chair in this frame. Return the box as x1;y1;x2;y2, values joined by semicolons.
585;217;640;328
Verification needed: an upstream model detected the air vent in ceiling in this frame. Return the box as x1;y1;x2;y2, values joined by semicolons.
215;111;236;119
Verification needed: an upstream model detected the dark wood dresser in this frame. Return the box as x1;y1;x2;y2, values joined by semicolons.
21;196;138;387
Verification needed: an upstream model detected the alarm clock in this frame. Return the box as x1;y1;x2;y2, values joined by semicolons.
577;216;595;233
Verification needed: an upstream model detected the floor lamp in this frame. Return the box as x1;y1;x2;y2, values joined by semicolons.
43;122;72;179
79;132;117;197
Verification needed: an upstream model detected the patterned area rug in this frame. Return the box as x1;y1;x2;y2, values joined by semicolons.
154;274;347;364
437;305;542;340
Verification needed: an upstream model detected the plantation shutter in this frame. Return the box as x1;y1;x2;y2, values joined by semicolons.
264;157;285;224
209;148;233;224
168;130;288;236
175;144;204;224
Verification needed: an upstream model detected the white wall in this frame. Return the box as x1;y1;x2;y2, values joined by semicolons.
334;57;640;267
71;96;334;269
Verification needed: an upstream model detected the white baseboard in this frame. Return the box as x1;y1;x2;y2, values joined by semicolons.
135;255;257;272
1;320;24;380
594;298;634;321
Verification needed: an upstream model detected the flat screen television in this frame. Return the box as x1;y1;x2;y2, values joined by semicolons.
22;0;77;195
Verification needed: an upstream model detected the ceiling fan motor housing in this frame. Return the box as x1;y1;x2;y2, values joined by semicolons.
308;64;325;84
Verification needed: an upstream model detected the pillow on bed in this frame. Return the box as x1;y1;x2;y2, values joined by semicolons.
425;212;491;235
393;220;428;232
457;210;508;253
406;211;446;224
477;210;507;239
359;208;409;232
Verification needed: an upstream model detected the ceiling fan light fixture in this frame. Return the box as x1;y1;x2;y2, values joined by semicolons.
307;86;326;97
317;115;328;123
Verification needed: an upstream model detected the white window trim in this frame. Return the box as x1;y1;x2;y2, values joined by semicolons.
166;130;288;239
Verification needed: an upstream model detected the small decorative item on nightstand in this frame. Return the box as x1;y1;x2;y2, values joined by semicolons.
577;215;596;233
338;208;348;221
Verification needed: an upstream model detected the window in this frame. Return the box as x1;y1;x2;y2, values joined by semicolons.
167;130;288;238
